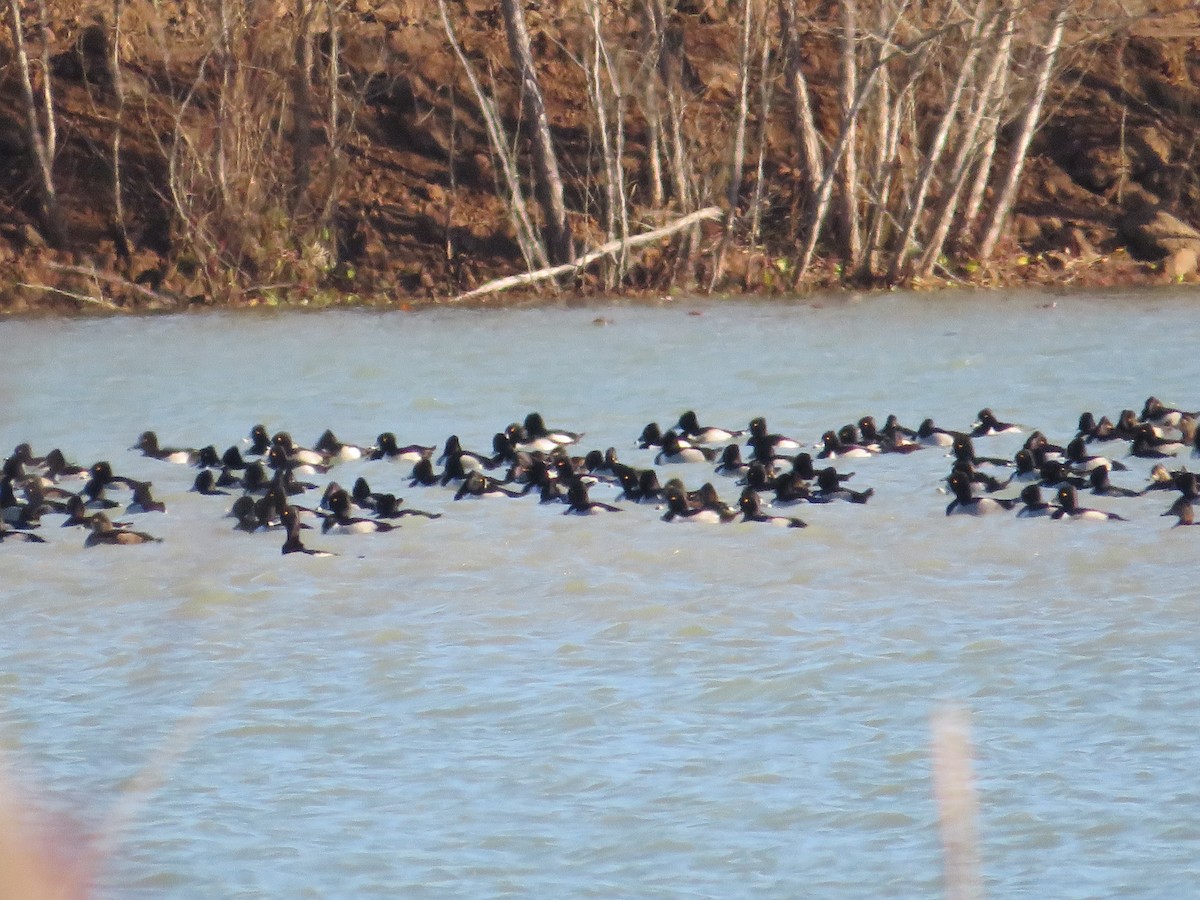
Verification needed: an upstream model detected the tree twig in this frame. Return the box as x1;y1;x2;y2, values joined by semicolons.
448;206;723;303
46;262;181;307
17;282;123;311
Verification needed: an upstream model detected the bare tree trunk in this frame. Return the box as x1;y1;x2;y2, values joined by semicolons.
958;23;1012;249
110;0;128;254
885;0;988;283
778;0;824;242
6;0;65;246
978;2;1068;260
291;0;316;216
837;0;862;268
500;0;574;265
437;0;548;271
793;2;909;284
748;10;776;248
586;0;631;284
708;0;754;291
917;8;1014;277
318;0;343;229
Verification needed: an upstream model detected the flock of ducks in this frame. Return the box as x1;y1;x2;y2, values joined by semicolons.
3;396;1199;554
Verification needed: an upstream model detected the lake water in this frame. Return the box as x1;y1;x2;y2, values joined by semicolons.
2;289;1199;897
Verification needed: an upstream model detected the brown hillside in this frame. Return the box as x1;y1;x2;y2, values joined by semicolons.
1;0;1199;312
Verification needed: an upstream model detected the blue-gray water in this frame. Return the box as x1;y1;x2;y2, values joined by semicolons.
2;289;1199;897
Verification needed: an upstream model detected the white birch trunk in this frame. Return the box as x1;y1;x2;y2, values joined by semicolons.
978;2;1068;260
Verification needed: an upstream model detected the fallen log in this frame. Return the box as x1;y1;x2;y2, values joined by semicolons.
448;205;724;303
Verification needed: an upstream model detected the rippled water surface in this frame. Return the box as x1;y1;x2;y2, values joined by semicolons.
3;289;1200;897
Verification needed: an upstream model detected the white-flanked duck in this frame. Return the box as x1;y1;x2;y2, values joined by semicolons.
1051;485;1126;521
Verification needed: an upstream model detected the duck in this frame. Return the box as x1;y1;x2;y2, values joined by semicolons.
409;457;443;487
713;443;751;478
860;415;919;454
738;489;806;527
503;422;558;454
131;430;199;465
84;512;161;546
944;470;1015;516
0;523;46;544
660;483;737;523
916;418;958;447
245;424;273;456
229;495;268;533
637;421;679;449
745;416;801;462
523;412;582;447
125;481;167;514
655;431;717;465
1129;424;1184;459
281;506;336;556
816;429;876;460
321;489;398;534
271;431;330;468
970;408;1021;437
1141;396;1195;429
616;468;665;504
41;448;89;482
952;434;1012;469
371;432;434;463
1087;466;1141;498
453;470;524;500
1052;485;1126;521
1016;485;1058;518
1162;495;1197;527
438;434;496;471
563;481;621;515
676;410;743;444
267;443;331;477
1076;411;1118;443
191;469;230;496
813;466;874;504
313;429;372;462
1064;436;1127;472
372;493;441;520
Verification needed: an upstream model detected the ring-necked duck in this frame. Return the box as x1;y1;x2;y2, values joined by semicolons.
313;429;372;462
970;408;1020;437
944;470;1014;516
814;466;874;504
738;489;806;527
322;489;399;534
1087;466;1140;498
371;432;434;463
746;416;801;461
916;418;958;447
524;412;583;446
132;430;198;465
453;470;523;500
281;506;336;556
1016;485;1057;517
563;481;621;515
660;483;737;523
1052;485;1126;521
655;431;717;465
676;410;743;444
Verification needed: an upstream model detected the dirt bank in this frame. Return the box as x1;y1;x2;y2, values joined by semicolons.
1;1;1198;314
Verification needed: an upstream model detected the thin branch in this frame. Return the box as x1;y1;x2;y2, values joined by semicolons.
450;206;723;302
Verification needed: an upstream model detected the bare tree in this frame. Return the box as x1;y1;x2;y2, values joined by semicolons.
437;0;548;271
500;0;574;265
977;1;1069;260
6;0;65;246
